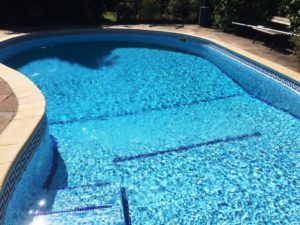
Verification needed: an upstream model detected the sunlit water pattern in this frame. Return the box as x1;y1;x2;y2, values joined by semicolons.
5;41;300;224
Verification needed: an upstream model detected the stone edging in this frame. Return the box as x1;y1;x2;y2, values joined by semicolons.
0;63;46;223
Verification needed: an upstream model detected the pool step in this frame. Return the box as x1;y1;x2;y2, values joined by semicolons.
51;183;121;212
30;183;125;224
31;206;123;225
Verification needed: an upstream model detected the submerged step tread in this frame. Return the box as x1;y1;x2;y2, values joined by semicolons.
31;183;124;225
32;206;124;225
51;184;121;212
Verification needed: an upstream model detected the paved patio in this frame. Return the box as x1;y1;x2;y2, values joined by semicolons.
0;78;17;134
0;24;299;134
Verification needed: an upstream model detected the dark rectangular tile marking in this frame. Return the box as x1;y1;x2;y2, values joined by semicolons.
50;94;239;126
113;132;262;163
34;205;112;216
49;181;111;191
121;187;132;225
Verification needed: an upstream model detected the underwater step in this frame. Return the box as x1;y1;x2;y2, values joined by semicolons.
29;183;124;224
31;206;124;225
51;184;121;212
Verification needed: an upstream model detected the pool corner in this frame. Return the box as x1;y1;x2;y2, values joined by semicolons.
0;63;47;224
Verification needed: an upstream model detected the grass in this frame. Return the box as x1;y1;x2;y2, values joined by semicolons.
103;12;117;22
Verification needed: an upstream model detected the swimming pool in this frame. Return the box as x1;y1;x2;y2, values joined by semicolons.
1;30;300;224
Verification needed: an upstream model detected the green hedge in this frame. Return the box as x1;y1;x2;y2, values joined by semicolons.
140;0;161;20
114;0;200;23
286;0;300;31
209;0;281;30
292;35;300;60
0;0;106;24
287;0;300;60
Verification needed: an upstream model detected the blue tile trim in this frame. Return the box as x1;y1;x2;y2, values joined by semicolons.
0;116;48;224
207;44;300;93
121;187;132;225
34;205;112;216
113;131;262;163
50;94;239;126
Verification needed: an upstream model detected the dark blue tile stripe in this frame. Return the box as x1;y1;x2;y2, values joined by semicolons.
43;135;59;190
49;181;111;191
49;94;239;126
34;205;112;216
113;131;262;163
121;187;132;225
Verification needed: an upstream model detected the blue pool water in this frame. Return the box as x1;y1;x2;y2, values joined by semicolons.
2;34;300;224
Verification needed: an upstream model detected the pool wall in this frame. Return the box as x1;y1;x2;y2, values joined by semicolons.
3;127;53;225
0;29;299;224
201;44;300;119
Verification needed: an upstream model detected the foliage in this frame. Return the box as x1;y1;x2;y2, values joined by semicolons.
277;0;290;16
103;11;117;22
286;0;300;60
81;0;106;23
286;0;300;32
167;0;190;21
292;35;300;60
0;0;106;25
116;0;137;22
0;0;200;25
189;0;201;22
140;0;161;20
1;0;299;35
114;0;199;23
209;0;281;30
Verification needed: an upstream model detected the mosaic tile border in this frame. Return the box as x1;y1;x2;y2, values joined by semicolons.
206;44;300;93
0;116;47;224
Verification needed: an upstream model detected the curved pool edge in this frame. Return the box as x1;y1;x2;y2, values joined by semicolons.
0;27;299;223
0;63;46;222
137;27;300;85
1;27;300;84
